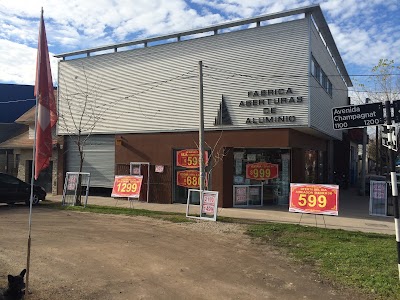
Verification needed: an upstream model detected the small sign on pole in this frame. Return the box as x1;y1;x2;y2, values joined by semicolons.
393;100;400;123
382;125;398;151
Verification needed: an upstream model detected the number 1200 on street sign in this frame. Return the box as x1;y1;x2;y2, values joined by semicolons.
332;102;384;130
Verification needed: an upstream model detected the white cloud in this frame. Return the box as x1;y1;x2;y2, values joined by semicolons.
0;39;58;85
0;0;399;84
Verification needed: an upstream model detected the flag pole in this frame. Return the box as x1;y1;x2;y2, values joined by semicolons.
25;8;43;298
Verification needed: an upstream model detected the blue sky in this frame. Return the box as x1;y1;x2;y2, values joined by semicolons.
0;0;399;89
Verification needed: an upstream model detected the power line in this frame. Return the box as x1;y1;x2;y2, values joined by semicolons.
59;67;198;128
0;98;36;104
60;72;197;97
203;65;400;79
202;65;399;94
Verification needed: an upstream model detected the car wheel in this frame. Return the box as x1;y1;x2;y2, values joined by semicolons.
25;194;40;206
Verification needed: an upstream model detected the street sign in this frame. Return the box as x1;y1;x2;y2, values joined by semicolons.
382;125;398;151
332;103;384;130
393;100;400;123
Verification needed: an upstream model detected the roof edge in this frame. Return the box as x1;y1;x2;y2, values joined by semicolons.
55;4;351;87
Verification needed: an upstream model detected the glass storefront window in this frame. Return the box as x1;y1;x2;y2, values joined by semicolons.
233;148;291;206
305;150;326;184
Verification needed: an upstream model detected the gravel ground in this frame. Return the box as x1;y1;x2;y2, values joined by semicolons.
0;205;364;300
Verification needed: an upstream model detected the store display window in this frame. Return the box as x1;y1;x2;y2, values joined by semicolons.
233;148;291;206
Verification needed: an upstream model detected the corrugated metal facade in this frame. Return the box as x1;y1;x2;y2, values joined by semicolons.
65;135;115;187
309;21;348;140
58;18;311;136
57;11;351;194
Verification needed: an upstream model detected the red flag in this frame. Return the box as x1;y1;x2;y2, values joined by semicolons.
34;9;57;180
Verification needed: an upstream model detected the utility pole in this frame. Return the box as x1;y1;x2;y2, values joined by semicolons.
376;125;379;174
361;98;369;196
385;100;400;280
199;61;205;193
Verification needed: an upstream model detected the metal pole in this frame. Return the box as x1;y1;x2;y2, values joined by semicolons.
25;8;43;298
385;100;400;280
199;61;205;192
361;98;369;196
376;125;379;174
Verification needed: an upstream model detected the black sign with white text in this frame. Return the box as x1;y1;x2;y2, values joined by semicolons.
332;103;384;130
393;100;400;124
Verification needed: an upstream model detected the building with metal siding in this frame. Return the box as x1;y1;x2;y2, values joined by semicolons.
56;5;353;207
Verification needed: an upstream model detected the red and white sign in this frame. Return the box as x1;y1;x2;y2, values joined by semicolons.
186;190;219;221
132;167;141;175
235;186;247;205
246;162;279;180
289;183;339;216
67;174;78;191
202;192;217;214
176;149;209;168
155;165;164;173
112;175;143;198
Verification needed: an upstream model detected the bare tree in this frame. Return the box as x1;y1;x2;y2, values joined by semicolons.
353;59;400;174
58;64;104;205
191;130;228;190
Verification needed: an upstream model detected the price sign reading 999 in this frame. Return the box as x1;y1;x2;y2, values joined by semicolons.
111;175;143;198
176;149;209;169
246;162;279;180
289;183;339;216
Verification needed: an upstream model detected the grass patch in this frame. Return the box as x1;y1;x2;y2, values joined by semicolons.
247;222;400;300
43;201;193;223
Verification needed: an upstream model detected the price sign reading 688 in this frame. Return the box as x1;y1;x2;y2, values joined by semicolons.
246;162;279;180
177;170;208;188
289;183;339;216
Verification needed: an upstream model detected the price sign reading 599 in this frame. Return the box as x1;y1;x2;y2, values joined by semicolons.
297;194;327;209
289;183;339;216
176;149;209;168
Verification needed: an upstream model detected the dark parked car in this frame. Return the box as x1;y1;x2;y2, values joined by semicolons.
0;173;46;205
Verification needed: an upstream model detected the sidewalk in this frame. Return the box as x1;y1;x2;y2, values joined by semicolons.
46;188;395;235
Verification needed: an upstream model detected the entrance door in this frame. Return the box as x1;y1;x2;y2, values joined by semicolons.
233;185;263;207
233;148;291;207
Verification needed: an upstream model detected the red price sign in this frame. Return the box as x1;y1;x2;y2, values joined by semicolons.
177;170;208;188
111;175;143;198
176;149;209;168
246;162;278;180
289;183;339;216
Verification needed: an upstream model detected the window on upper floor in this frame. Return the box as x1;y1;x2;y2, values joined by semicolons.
311;56;333;98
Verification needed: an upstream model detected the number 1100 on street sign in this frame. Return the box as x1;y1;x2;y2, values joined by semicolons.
332;102;384;130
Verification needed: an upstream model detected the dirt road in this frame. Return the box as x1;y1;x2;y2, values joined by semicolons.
0;205;360;300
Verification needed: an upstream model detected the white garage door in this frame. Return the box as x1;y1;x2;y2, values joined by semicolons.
65;135;115;188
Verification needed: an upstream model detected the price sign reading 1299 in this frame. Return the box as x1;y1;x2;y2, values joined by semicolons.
289;183;339;216
111;175;143;198
246;162;279;180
